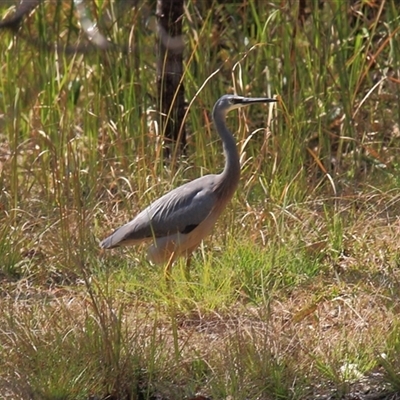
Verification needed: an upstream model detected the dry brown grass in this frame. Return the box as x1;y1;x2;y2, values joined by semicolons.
2;0;400;398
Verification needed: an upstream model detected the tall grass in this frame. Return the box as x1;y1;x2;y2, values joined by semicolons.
1;0;400;398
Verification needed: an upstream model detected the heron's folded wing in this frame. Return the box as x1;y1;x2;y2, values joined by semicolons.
100;176;218;248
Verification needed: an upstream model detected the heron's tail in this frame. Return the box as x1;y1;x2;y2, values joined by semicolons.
99;235;119;249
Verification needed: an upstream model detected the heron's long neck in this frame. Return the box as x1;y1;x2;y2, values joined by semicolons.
213;110;241;197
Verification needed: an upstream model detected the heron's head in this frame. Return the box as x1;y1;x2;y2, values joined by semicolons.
214;94;277;117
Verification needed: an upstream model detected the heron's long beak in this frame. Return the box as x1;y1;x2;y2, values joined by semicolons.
238;97;277;105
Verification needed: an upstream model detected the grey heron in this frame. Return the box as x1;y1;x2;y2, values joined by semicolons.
100;95;277;279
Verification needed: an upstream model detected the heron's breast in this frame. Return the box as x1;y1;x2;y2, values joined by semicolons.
146;207;224;264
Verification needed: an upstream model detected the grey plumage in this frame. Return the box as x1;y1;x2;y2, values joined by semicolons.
100;176;218;246
100;94;277;272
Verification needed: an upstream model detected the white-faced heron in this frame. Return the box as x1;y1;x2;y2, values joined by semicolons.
100;95;277;279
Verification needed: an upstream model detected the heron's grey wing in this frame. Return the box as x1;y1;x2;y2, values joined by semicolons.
100;175;218;248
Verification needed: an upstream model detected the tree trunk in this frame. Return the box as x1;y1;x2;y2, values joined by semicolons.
156;0;186;158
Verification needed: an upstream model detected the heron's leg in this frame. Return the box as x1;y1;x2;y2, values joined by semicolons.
184;255;192;281
164;251;176;284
